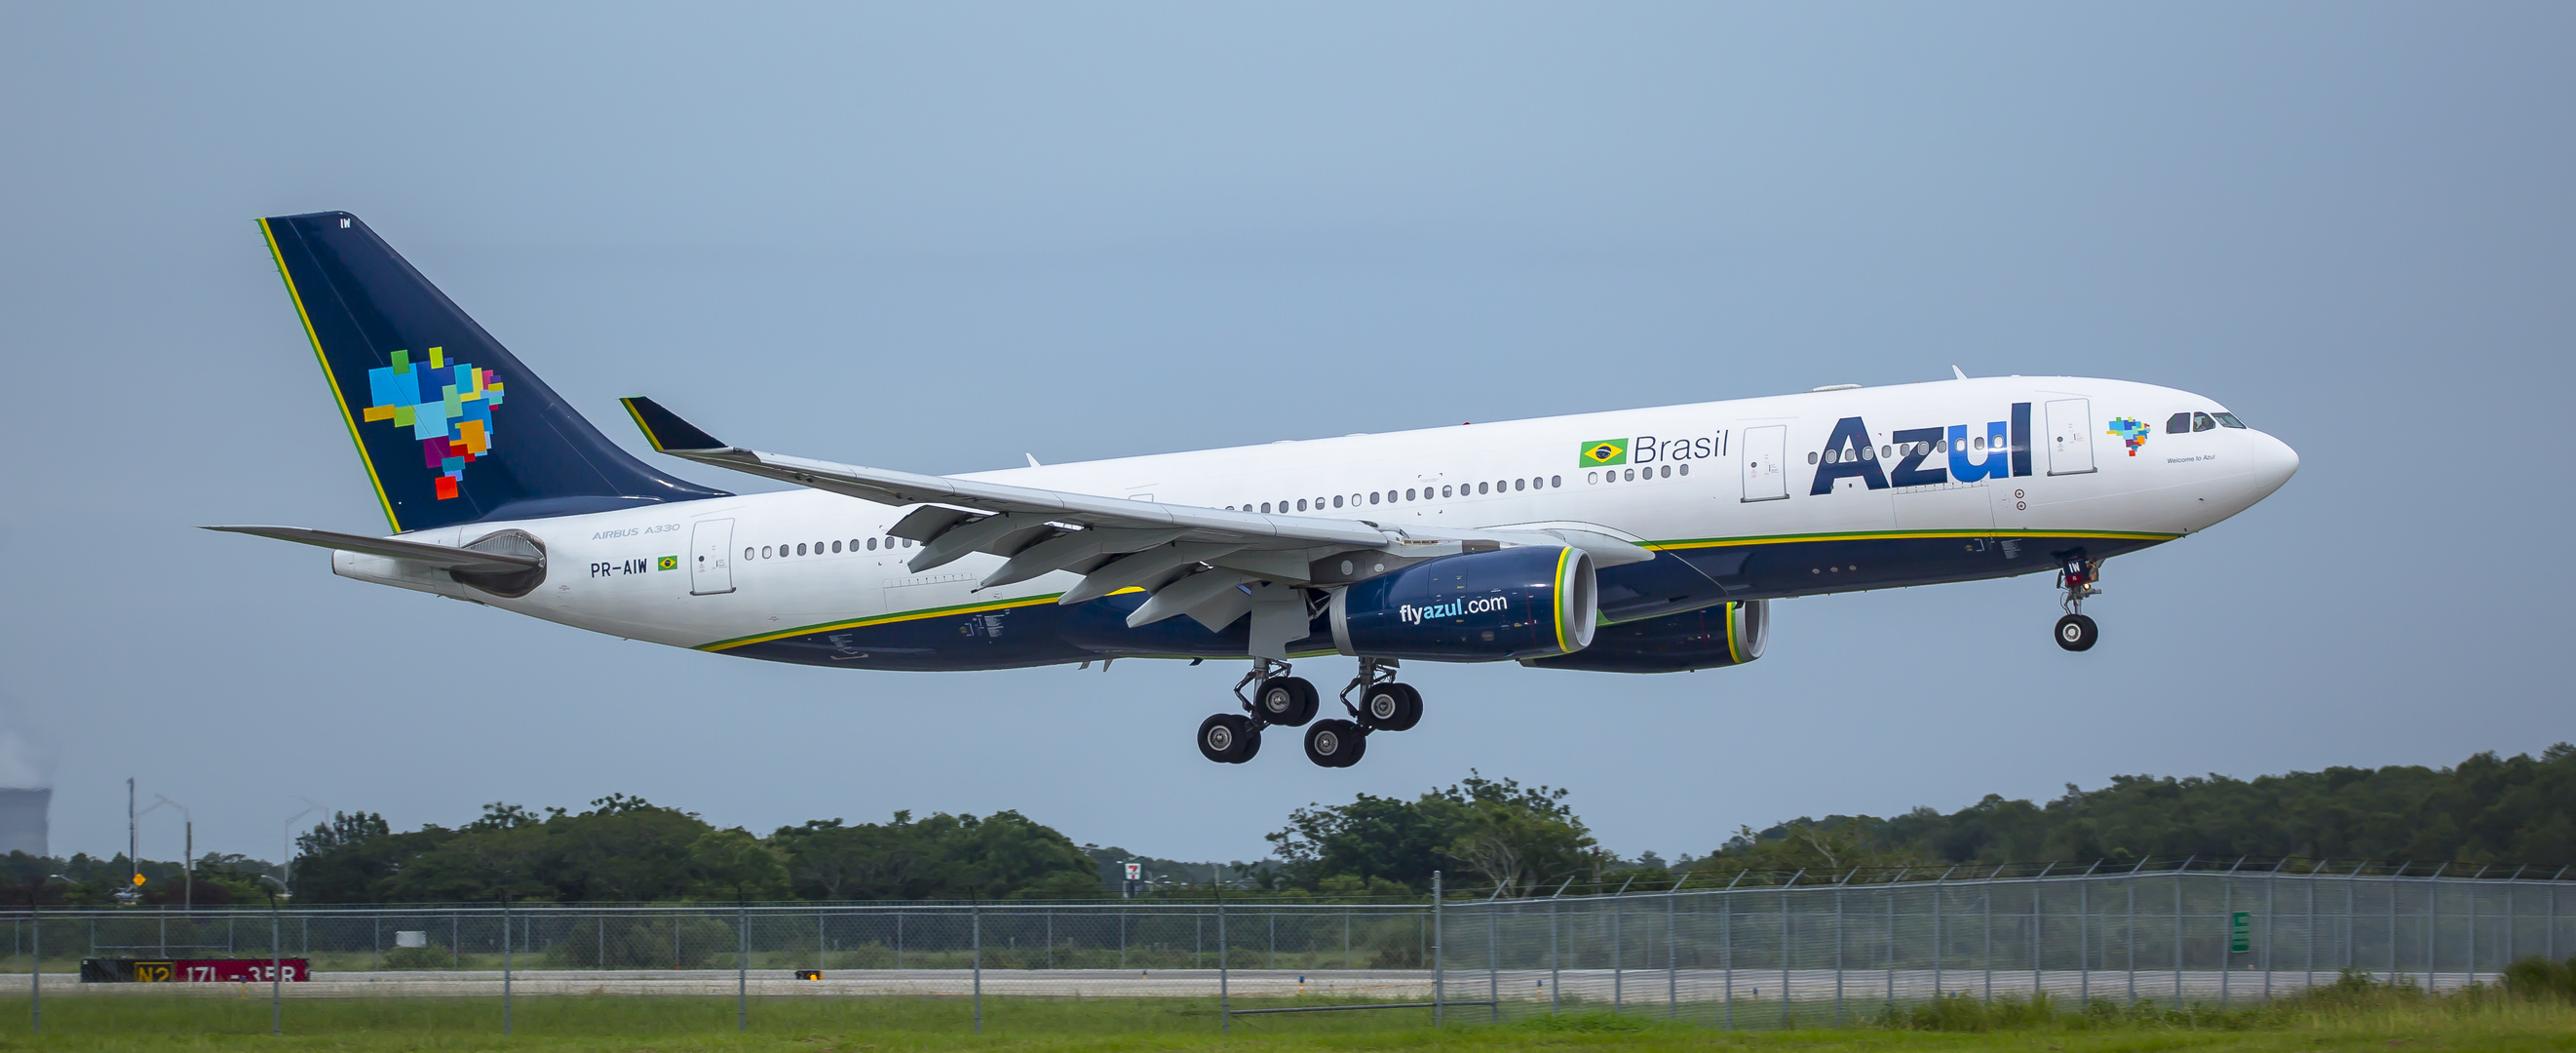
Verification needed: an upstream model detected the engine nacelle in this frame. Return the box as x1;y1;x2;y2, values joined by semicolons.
1520;599;1768;673
1328;546;1596;661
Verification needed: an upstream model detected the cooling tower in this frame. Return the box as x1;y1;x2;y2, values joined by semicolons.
0;788;50;857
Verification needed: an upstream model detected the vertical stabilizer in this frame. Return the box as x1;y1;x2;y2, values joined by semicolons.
258;212;727;532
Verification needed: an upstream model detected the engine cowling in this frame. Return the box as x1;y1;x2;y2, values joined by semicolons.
1328;546;1596;661
1520;599;1768;673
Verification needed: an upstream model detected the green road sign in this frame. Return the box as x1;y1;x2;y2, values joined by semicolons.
2229;911;2251;954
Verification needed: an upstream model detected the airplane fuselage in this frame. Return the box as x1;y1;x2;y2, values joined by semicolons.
332;375;2296;671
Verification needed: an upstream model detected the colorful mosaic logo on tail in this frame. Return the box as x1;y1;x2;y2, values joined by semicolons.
358;347;504;499
2106;416;2149;456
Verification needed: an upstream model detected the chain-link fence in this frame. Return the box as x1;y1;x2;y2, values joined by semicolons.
2;863;2567;1028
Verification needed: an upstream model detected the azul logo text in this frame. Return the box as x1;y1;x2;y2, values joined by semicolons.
1400;595;1510;625
1811;403;2033;496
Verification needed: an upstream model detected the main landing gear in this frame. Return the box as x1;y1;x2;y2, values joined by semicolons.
2054;556;2102;652
1195;657;1424;768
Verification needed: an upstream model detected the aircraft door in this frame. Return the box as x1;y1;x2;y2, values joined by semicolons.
2044;399;2096;476
689;519;735;596
1741;425;1788;502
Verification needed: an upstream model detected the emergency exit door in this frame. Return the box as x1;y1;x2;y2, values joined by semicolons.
1741;425;1788;501
2044;399;2096;476
689;519;735;595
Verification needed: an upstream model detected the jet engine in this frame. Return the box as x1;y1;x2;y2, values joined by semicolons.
1327;546;1596;661
1520;599;1768;673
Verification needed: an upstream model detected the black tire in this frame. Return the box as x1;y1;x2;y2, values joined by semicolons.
2054;613;2098;652
1253;677;1319;727
1360;682;1423;732
1303;719;1366;768
1197;714;1260;763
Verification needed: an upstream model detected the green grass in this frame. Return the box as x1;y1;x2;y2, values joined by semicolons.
0;982;2565;1052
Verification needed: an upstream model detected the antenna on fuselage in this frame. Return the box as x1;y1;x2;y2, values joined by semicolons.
1950;365;1969;380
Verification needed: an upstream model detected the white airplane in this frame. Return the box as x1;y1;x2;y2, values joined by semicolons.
218;212;2298;768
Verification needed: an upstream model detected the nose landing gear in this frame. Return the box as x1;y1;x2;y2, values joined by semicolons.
2054;556;2101;652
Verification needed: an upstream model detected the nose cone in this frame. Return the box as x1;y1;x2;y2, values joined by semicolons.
2246;429;2299;501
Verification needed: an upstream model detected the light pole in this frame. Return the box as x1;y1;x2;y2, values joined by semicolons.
138;796;193;911
280;797;327;891
257;875;288;1035
28;874;65;1034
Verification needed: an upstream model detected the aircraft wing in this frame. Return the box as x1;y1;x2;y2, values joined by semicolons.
619;397;1642;646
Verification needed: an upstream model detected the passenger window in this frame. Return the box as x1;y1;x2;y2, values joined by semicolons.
1513;479;1524;491
1368;491;1379;504
2167;412;2193;434
866;538;877;550
2214;412;2247;428
1624;469;1635;481
1587;472;1598;484
903;539;913;548
1675;464;1686;477
744;547;754;561
1476;482;1487;494
1442;486;1452;497
1936;439;1947;452
761;546;772;559
2193;412;2216;432
1405;488;1416;500
1660;465;1671;478
1331;495;1342;508
1552;475;1562;487
831;540;841;553
1807;451;1819;464
1972;436;1984;450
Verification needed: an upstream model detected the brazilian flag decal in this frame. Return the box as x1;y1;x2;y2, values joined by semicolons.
657;556;679;571
1578;439;1629;467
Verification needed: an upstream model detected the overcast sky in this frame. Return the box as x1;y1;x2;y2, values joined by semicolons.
2;4;2569;870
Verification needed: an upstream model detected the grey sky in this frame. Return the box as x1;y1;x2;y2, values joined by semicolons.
1;4;2568;869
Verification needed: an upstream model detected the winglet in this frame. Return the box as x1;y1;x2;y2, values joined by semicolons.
620;397;730;452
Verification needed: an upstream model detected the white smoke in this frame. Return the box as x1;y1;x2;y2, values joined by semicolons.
0;693;52;790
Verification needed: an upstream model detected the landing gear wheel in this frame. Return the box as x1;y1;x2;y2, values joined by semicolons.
1303;719;1366;768
1252;677;1320;726
1358;682;1422;732
1197;714;1261;763
2054;613;2098;652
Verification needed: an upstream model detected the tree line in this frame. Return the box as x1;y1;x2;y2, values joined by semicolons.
6;743;2563;905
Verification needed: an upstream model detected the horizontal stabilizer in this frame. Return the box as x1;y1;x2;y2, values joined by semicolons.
203;525;542;573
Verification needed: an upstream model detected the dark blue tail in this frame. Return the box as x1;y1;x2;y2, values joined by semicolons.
259;212;728;532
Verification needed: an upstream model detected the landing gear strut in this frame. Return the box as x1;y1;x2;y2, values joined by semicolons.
1195;657;1427;767
1196;658;1316;764
2054;556;2101;652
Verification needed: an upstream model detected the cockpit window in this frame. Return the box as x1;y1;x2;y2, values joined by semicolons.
2167;411;2193;434
2192;412;2217;432
2213;412;2246;428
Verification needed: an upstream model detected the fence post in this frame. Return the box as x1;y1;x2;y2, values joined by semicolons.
1667;884;1678;1020
1611;892;1622;1011
737;900;748;1033
1488;896;1500;1023
1121;909;1128;970
2426;866;2441;991
817;909;825;972
2078;877;2090;1005
1782;875;1796;1029
502;899;513;1036
972;899;982;1034
1218;874;1230;1035
1832;883;1844;1026
1432;871;1443;1027
1981;879;1992;1004
2263;875;2274;1001
1721;878;1734;1030
1885;880;1897;1013
2306;872;2316;992
1548;890;1559;1016
2220;878;2232;1007
2125;878;2135;1006
1934;874;1944;999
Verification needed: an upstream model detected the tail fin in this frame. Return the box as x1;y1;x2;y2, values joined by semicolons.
258;212;728;532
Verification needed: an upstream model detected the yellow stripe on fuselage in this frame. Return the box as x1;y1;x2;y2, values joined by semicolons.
697;588;1144;652
262;217;401;533
1649;527;2176;551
